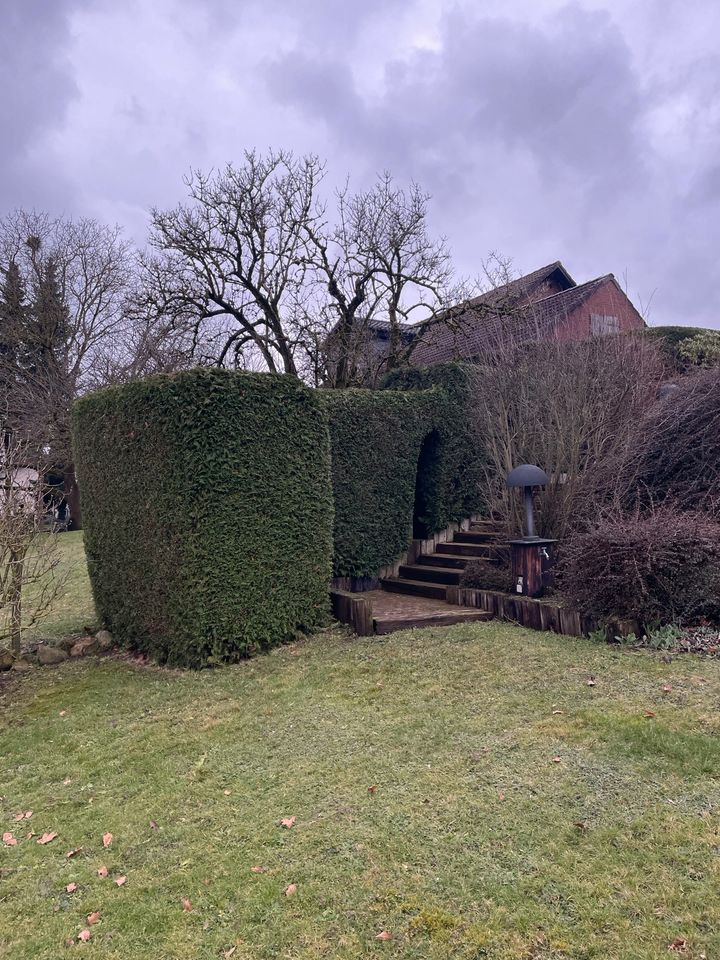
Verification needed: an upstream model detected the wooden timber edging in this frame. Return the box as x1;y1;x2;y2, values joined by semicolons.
330;589;373;636
448;586;598;638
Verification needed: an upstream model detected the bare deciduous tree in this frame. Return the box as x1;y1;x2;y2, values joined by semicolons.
0;430;65;659
314;174;469;387
141;150;326;377
140;155;471;386
0;212;136;526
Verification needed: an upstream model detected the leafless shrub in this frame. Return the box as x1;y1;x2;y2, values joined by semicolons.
0;432;66;657
467;332;664;540
558;505;720;626
618;367;720;516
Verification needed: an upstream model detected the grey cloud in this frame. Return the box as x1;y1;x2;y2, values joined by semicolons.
0;0;84;213
264;3;720;326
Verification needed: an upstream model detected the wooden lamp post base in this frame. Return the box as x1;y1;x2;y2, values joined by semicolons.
509;539;557;598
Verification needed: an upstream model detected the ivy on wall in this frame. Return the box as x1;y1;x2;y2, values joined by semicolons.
72;368;334;667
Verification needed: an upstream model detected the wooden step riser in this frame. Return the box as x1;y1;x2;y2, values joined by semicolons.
399;564;461;585
380;579;448;601
436;543;501;558
454;531;503;544
416;554;468;569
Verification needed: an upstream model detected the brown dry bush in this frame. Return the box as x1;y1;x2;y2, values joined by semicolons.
619;367;720;515
558;505;720;626
467;332;664;540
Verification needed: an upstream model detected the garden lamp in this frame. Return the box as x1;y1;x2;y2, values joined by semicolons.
506;464;548;541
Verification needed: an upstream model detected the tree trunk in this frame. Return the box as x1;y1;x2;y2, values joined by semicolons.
9;548;23;657
64;466;82;531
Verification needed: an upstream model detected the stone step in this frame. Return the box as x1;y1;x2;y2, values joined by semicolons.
380;577;448;601
399;563;461;585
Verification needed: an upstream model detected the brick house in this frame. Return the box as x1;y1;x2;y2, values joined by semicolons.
331;262;646;385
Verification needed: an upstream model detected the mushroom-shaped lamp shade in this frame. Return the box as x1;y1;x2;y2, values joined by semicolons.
506;464;548;539
506;464;549;489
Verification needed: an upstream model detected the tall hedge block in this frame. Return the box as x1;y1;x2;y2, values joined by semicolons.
72;369;333;667
382;363;486;532
321;388;441;578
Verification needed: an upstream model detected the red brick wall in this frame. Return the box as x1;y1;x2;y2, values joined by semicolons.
557;280;645;340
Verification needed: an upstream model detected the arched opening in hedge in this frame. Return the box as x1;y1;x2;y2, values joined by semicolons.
413;429;443;539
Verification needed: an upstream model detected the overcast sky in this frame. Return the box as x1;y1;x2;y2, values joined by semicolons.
2;0;719;327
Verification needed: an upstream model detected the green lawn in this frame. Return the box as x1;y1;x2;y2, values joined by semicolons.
2;613;720;959
27;530;97;640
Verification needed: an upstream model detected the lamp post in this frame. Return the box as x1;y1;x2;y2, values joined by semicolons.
506;464;556;598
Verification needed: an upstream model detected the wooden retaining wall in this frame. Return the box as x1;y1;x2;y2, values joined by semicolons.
330;589;374;636
448;586;598;638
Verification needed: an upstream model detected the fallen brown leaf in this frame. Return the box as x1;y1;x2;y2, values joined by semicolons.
66;882;78;893
498;791;506;801
66;847;83;858
102;831;113;848
37;831;58;845
77;929;91;943
97;865;108;878
376;931;393;941
669;937;688;952
279;816;296;829
115;875;127;886
285;883;297;897
644;710;656;718
368;785;377;795
551;757;562;763
87;912;101;925
662;684;673;693
2;832;17;846
250;866;267;874
59;710;67;717
182;897;193;912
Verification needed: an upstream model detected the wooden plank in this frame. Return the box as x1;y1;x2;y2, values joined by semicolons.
330;589;373;636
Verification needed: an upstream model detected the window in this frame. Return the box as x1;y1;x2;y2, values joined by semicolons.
590;313;619;335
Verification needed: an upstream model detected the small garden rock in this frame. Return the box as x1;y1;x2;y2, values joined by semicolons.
11;658;33;672
70;637;100;658
55;635;78;653
95;629;114;651
37;645;69;666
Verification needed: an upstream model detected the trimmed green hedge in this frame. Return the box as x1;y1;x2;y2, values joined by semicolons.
642;326;718;370
323;364;485;578
72;369;333;667
382;363;486;533
322;389;437;578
